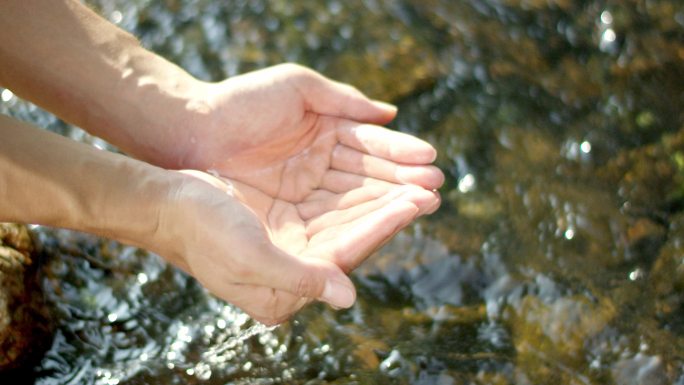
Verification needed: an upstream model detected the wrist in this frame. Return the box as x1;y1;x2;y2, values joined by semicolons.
119;55;213;169
0;116;176;259
0;0;212;170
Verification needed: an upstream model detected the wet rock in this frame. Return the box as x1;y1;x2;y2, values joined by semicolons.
493;126;635;273
612;353;667;385
348;333;388;370
599;128;684;214
626;218;666;247
651;213;684;327
625;217;667;263
113;1;446;102
509;294;616;383
0;223;52;371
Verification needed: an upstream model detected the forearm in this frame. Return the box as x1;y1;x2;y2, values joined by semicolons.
0;115;180;260
0;0;207;168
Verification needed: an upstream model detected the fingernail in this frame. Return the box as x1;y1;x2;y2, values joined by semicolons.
372;100;398;112
321;278;355;309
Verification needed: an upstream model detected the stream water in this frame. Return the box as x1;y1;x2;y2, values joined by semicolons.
1;0;684;384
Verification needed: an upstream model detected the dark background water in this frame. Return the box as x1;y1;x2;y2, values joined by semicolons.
1;0;684;384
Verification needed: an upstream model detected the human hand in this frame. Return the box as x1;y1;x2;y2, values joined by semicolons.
157;169;438;325
178;64;444;257
0;0;442;324
151;64;444;323
179;64;444;195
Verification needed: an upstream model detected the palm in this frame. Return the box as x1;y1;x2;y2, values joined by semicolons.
177;65;443;322
219;115;435;273
192;65;442;270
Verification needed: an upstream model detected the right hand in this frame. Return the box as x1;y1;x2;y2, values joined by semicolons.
153;169;438;325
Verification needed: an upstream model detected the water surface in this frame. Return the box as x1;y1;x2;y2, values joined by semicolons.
1;0;684;384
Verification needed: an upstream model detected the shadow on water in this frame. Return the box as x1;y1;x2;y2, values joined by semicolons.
1;0;684;384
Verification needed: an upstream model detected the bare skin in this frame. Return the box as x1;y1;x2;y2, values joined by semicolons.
159;65;443;323
0;1;444;324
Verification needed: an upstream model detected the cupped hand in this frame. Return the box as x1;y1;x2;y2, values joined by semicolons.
181;64;444;193
156;64;444;324
166;168;436;325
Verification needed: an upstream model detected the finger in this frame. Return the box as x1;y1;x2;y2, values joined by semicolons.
320;169;398;194
331;144;445;190
309;200;419;272
305;185;439;236
337;121;438;165
297;184;391;220
297;67;397;124
225;242;358;310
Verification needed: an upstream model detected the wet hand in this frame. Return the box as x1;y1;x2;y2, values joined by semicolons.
158;64;444;323
162;169;438;325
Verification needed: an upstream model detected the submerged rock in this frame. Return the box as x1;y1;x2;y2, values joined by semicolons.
509;293;616;384
613;353;668;385
0;223;52;371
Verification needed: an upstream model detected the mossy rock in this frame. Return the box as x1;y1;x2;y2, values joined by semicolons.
0;223;52;372
508;294;616;383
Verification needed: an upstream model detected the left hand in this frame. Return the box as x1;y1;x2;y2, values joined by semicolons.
167;169;437;324
151;64;445;322
176;64;444;269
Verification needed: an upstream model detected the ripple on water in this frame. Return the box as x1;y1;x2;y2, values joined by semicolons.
7;0;684;383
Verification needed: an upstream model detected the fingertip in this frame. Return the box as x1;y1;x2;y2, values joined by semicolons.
304;72;397;124
426;147;438;163
359;100;397;125
425;190;442;215
432;167;446;189
371;100;398;112
395;165;445;190
393;185;441;215
320;275;356;309
394;138;438;164
413;144;437;164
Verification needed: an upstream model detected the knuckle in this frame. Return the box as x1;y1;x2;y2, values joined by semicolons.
278;62;310;77
341;83;362;96
291;275;315;298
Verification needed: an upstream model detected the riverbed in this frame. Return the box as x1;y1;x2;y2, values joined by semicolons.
2;0;683;384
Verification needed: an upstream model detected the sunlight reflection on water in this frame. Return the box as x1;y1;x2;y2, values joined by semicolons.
2;0;683;384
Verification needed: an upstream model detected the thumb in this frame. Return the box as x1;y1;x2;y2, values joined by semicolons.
295;67;397;124
243;244;357;309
